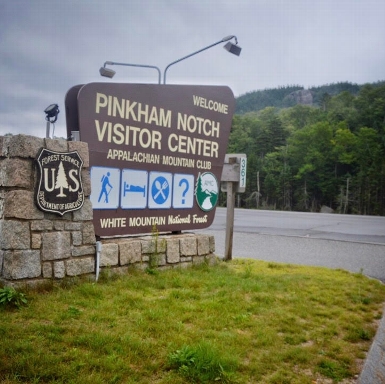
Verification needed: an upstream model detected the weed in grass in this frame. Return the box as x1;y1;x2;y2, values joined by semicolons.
240;261;254;278
349;291;373;306
344;326;375;342
317;359;351;381
267;262;285;269
67;305;82;318
0;286;28;309
168;342;238;383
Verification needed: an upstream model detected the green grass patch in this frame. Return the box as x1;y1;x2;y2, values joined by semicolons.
0;259;384;383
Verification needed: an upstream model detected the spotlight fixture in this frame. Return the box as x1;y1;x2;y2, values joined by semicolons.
44;104;59;123
223;41;242;56
99;66;116;78
44;104;59;138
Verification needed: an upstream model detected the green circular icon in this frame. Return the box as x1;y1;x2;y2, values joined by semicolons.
195;172;218;212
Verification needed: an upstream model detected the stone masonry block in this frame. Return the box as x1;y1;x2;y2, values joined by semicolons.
54;261;66;278
81;221;96;245
0;220;30;250
64;222;82;231
120;240;141;265
0;191;4;219
72;231;82;246
0;158;32;188
100;243;119;267
180;236;197;256
42;262;52;278
157;254;166;266
179;261;193;269
42;232;71;260
0;250;3;276
73;199;93;221
3;250;41;279
141;239;153;254
31;233;41;249
4;135;44;158
209;235;215;253
71;245;95;257
141;237;166;254
81;169;91;196
44;138;68;153
205;254;217;266
192;256;206;265
66;257;95;276
166;238;180;264
31;220;53;231
68;141;89;167
4;190;44;219
197;235;210;256
54;221;65;231
0;136;6;157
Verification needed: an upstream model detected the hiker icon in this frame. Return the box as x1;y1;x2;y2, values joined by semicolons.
98;172;113;203
90;167;120;209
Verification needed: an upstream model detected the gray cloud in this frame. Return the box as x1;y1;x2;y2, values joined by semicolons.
0;0;384;138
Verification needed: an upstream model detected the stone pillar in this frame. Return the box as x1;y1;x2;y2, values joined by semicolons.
0;135;95;286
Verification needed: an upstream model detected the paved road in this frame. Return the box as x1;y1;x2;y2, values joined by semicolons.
198;208;385;282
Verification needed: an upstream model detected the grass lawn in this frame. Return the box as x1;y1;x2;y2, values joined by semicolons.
1;259;384;383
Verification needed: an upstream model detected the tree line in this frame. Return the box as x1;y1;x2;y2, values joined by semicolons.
226;82;385;215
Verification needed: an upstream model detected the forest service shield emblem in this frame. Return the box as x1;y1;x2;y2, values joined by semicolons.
36;149;84;215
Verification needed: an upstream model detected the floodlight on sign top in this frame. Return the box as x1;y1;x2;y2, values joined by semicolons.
99;66;116;78
44;103;59;139
44;103;59;123
223;41;242;56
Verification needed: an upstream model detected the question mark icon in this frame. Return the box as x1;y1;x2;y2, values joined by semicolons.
179;179;189;204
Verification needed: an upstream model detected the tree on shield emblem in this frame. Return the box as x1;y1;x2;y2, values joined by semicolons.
36;149;85;216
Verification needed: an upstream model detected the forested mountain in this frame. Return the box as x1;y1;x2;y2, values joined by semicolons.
228;81;385;215
235;81;383;114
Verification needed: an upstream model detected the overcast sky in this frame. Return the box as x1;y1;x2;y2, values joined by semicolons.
1;0;384;139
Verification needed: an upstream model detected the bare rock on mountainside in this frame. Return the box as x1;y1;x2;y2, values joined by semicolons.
285;89;314;105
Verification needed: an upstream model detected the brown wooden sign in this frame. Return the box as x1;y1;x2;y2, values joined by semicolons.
68;83;235;236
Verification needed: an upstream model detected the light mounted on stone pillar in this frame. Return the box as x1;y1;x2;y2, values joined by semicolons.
44;103;59;138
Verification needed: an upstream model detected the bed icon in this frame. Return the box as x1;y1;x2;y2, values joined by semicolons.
120;169;148;209
123;182;146;197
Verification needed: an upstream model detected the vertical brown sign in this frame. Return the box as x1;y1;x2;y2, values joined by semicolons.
73;83;235;236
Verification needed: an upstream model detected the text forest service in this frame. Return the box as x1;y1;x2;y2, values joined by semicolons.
68;83;235;236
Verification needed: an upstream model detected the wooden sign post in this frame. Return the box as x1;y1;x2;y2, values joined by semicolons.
221;154;247;261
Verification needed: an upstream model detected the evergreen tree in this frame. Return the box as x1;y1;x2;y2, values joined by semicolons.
55;161;69;197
